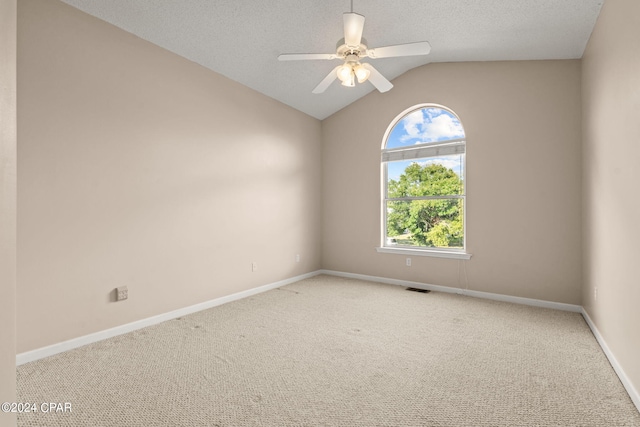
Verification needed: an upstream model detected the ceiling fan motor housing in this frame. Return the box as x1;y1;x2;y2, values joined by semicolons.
336;37;368;59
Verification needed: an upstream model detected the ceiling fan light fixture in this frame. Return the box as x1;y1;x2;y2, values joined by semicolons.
337;64;353;83
340;70;356;87
354;63;370;83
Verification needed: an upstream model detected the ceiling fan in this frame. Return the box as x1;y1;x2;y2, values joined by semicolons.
278;3;431;94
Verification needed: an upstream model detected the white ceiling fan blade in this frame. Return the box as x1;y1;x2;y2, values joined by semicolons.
278;53;337;61
367;41;431;59
312;66;341;94
362;63;393;93
343;12;365;47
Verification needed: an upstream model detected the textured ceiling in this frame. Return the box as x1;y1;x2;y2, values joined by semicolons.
59;0;604;120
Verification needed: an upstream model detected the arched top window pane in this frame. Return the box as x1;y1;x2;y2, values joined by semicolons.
385;107;465;150
380;104;468;256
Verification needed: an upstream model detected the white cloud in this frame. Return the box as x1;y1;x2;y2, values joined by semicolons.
401;109;425;140
399;109;464;143
423;114;464;141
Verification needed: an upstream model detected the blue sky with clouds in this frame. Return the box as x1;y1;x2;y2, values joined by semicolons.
387;107;464;148
386;107;465;182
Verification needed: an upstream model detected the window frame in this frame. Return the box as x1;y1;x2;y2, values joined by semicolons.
377;104;471;260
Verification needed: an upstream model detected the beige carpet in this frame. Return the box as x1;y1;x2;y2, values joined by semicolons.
17;275;640;426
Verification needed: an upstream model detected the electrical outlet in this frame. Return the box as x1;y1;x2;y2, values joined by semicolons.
295;254;300;263
252;262;258;272
406;258;411;267
116;286;128;301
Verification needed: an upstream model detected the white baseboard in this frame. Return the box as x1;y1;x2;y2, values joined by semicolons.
319;269;639;413
318;269;582;313
581;308;640;413
17;268;639;415
16;270;321;366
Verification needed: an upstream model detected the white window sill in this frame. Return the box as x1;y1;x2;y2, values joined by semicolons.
376;246;472;260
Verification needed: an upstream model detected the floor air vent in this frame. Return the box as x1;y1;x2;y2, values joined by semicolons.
406;287;431;293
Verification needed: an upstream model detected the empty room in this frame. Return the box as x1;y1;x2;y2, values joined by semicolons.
1;0;639;426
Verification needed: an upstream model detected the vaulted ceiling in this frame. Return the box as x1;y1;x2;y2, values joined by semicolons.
60;0;604;120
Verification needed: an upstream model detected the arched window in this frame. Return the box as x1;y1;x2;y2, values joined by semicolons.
379;104;470;259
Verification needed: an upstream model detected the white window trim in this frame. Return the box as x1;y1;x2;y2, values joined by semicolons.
376;246;472;260
382;139;466;162
380;103;468;257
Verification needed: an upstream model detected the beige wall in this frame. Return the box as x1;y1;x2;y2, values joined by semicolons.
18;0;638;405
322;60;583;304
0;0;17;424
17;0;322;352
10;0;640;409
582;0;640;400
